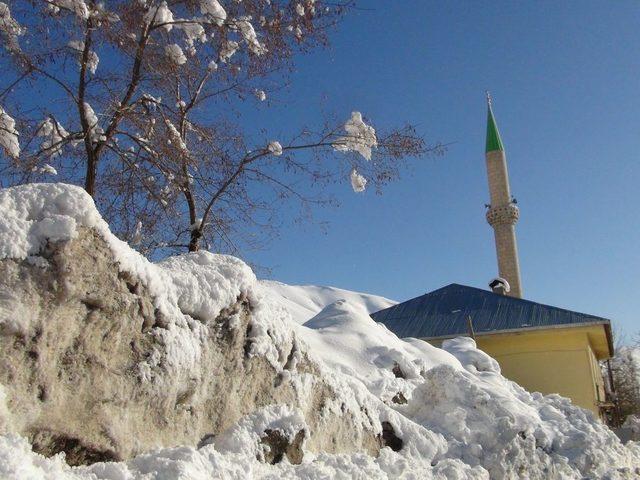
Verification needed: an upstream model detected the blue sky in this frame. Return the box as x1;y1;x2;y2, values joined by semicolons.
242;1;640;340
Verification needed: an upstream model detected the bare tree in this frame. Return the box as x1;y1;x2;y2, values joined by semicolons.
0;1;443;254
606;333;640;426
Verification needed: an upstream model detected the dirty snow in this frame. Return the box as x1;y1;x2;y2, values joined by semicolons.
0;183;639;479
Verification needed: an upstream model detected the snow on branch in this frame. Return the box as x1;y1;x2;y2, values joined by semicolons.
37;117;73;157
0;2;23;53
164;119;188;154
333;111;377;161
232;17;267;56
268;141;283;156
144;1;174;31
200;0;227;26
46;0;90;20
0;105;19;159
82;102;105;144
349;168;367;193
68;40;99;75
165;44;187;65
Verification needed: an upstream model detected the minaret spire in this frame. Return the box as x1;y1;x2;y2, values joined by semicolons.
484;94;523;298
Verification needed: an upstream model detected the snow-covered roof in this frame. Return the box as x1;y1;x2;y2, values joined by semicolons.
371;283;613;356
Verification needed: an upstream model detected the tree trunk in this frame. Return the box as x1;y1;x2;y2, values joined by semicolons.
84;153;97;197
189;229;202;252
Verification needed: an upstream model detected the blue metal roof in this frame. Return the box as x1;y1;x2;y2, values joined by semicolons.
370;283;611;339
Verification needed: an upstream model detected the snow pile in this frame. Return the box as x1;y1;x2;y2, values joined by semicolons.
623;416;640;435
0;183;639;479
260;280;396;324
0;183;290;373
297;299;459;404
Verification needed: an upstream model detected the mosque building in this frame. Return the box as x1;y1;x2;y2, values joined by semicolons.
371;97;615;421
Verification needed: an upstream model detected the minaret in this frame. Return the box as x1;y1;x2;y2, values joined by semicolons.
484;94;523;298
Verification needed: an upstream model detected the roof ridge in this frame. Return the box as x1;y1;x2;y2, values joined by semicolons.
373;283;611;323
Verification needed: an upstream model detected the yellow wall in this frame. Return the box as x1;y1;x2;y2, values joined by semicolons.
430;325;610;418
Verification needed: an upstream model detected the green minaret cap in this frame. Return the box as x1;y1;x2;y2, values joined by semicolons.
485;96;504;153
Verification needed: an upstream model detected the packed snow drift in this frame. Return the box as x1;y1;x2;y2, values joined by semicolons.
0;183;639;479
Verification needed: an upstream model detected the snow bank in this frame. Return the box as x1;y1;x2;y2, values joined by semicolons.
0;183;639;479
260;280;396;324
0;183;290;373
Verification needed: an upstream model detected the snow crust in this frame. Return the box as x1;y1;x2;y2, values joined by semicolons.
0;183;639;479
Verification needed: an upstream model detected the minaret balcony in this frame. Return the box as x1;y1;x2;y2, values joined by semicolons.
486;203;520;226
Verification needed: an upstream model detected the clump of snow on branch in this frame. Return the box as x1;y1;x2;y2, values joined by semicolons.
255;89;266;101
164;119;188;153
333;111;377;161
219;40;239;62
0;106;19;159
0;2;23;52
82;102;105;143
208;60;218;71
176;22;207;53
200;0;227;26
268;141;283;156
165;44;187;65
234;17;267;55
46;0;90;20
143;1;174;31
39;164;58;175
295;3;305;16
37;118;71;157
349;168;367;193
68;40;99;74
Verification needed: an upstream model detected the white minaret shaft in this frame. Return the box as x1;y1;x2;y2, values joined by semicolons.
484;95;523;298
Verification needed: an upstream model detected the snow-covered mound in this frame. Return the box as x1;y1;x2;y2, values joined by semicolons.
0;183;639;479
260;280;396;324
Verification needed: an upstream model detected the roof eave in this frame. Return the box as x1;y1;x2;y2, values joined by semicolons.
419;319;613;343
